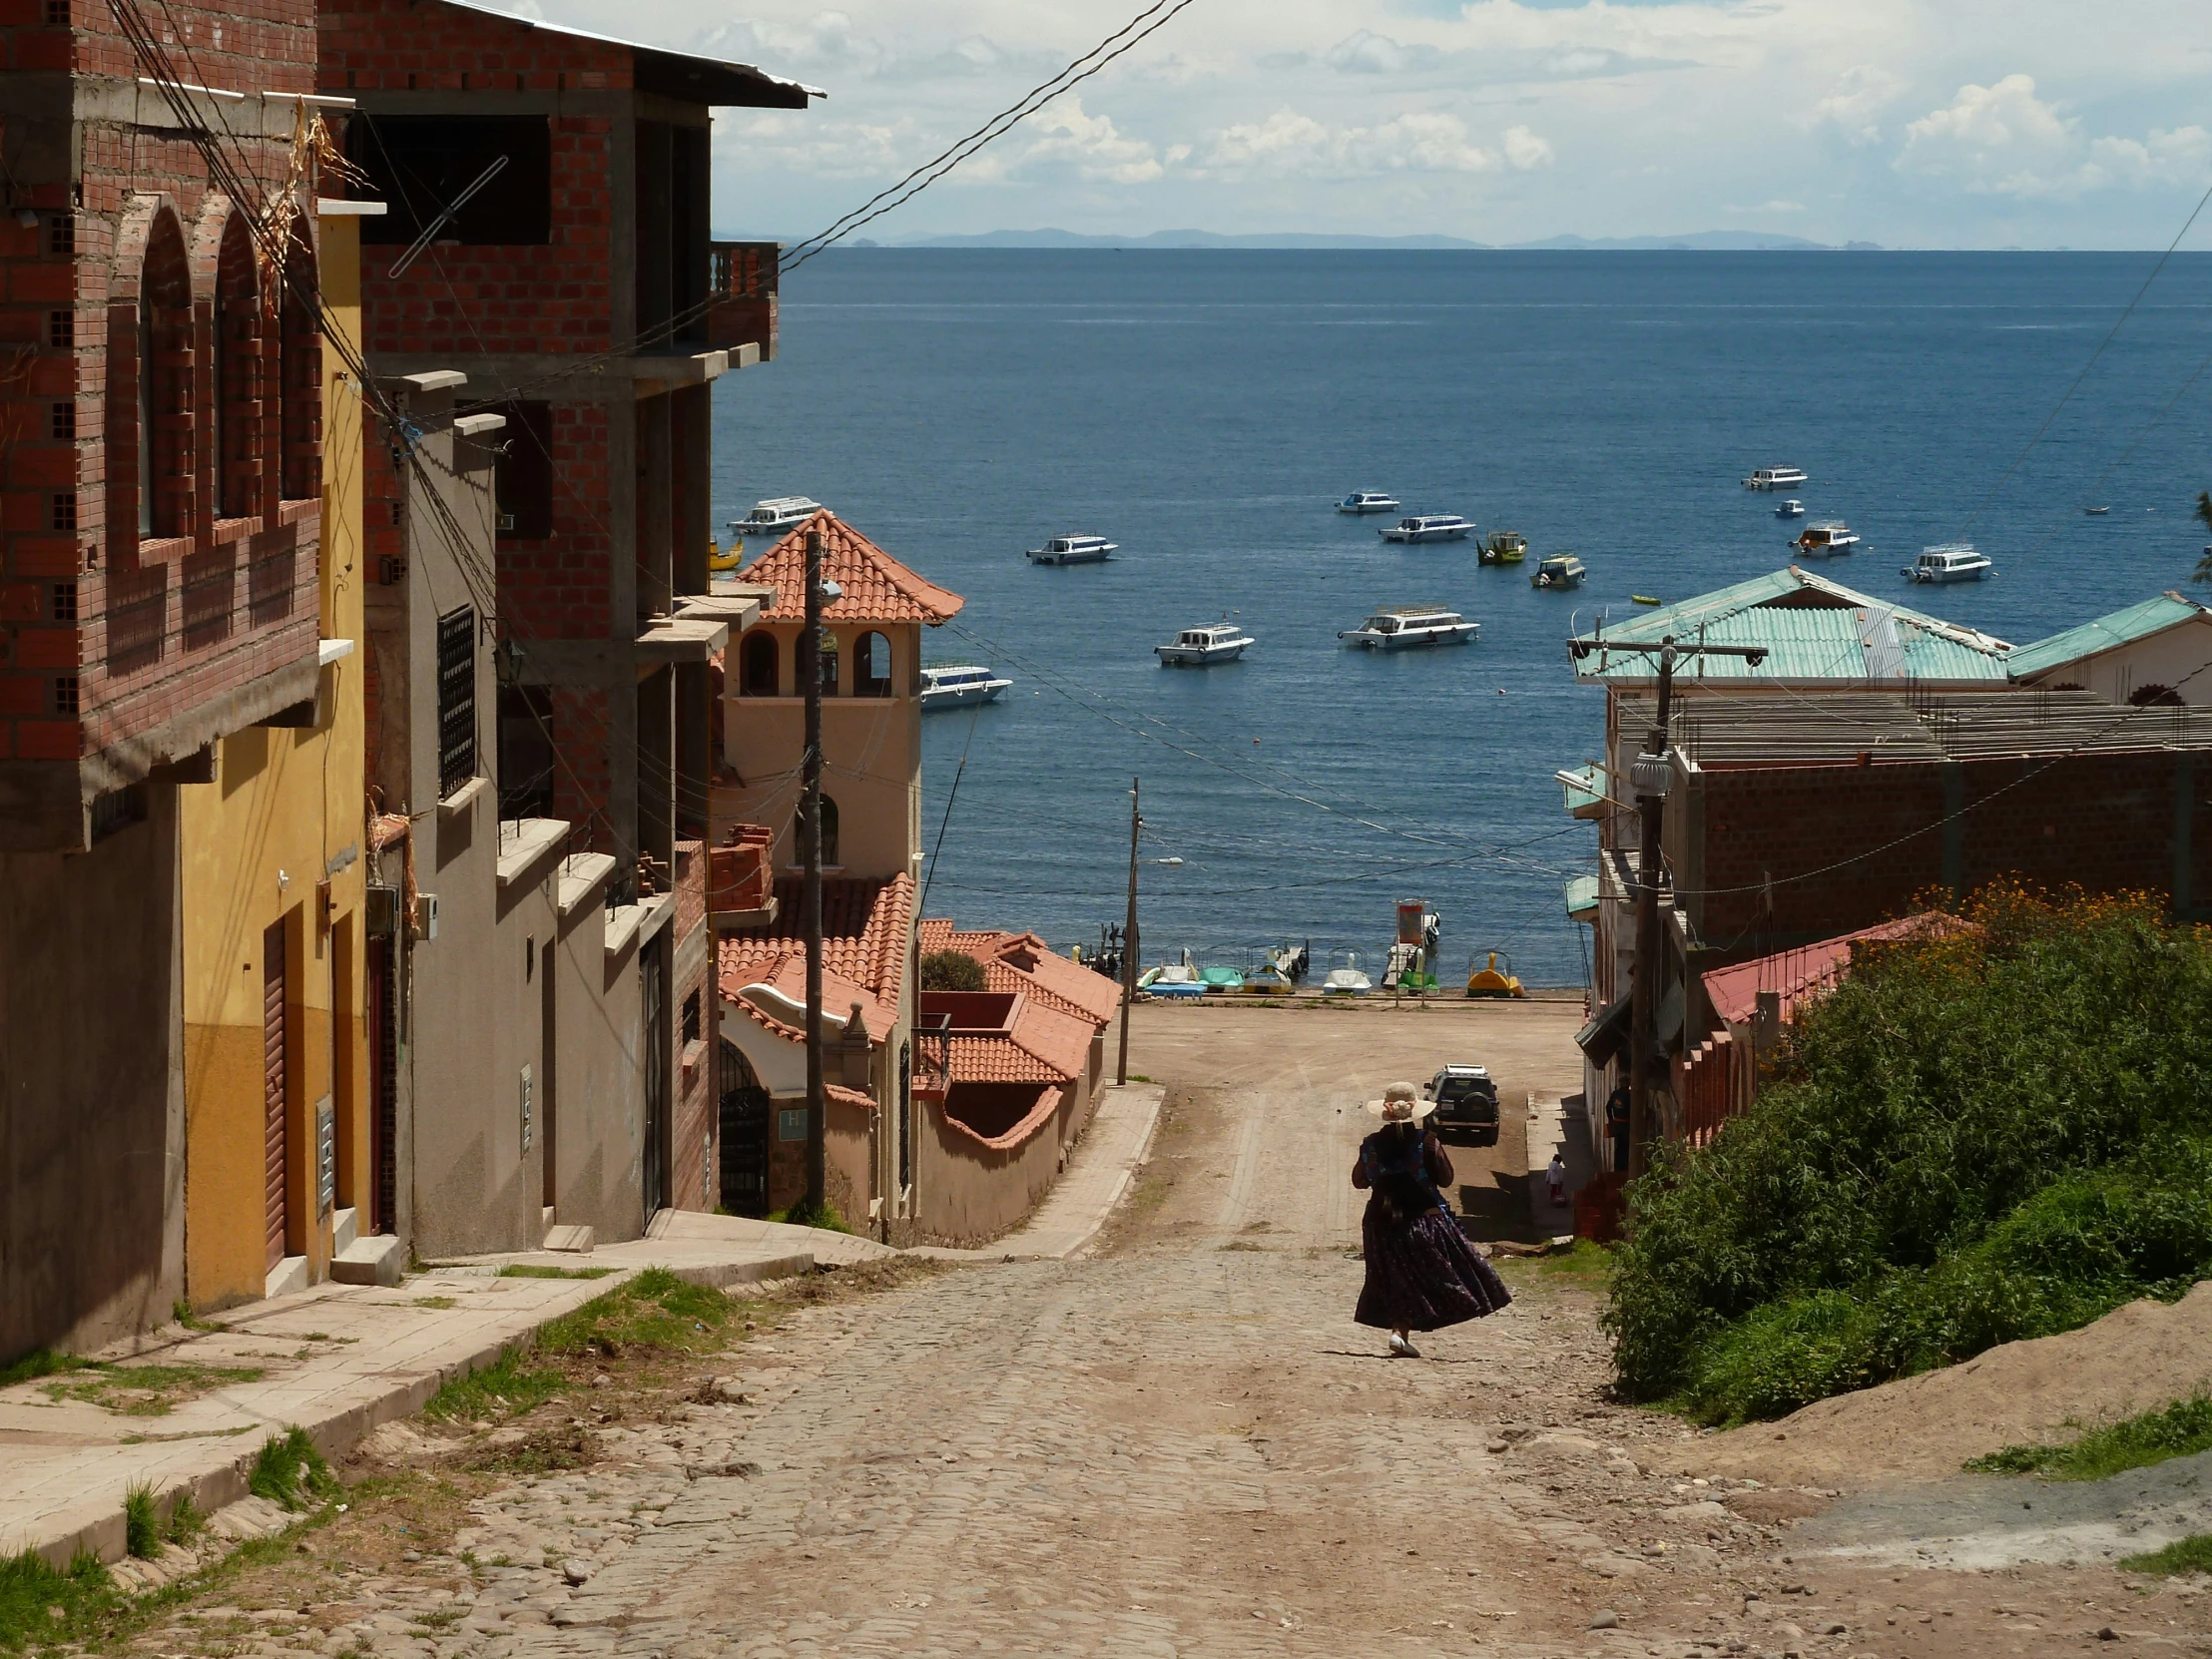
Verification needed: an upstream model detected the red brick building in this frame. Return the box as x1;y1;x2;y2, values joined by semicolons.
1;0;347;1353
318;0;818;1215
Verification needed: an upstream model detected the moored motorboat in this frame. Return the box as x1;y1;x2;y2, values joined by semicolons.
1776;498;1806;519
1904;543;1992;584
919;664;1011;710
1531;554;1587;590
1793;521;1860;558
1478;530;1527;566
1155;623;1255;666
2085;505;2112;516
1743;466;1809;491
1380;514;1476;544
1338;490;1400;515
1631;594;1662;606
1026;534;1117;565
1339;606;1478;649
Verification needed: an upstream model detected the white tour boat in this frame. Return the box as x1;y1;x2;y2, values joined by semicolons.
1904;544;1993;584
1339;606;1478;650
918;665;1011;710
1380;514;1476;544
1743;466;1809;491
1793;521;1860;558
731;496;822;538
1025;534;1117;566
1338;490;1401;515
1155;623;1255;667
1776;498;1806;519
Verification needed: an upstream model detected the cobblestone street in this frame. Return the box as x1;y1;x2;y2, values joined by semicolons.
123;1005;2210;1659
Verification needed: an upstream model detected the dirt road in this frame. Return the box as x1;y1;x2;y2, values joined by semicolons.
121;1001;2209;1659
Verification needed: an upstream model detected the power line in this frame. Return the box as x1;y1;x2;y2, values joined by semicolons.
1953;171;2212;543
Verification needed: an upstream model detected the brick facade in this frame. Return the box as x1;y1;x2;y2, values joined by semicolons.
0;0;323;824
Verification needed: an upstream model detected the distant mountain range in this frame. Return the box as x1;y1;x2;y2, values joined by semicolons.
856;228;1880;252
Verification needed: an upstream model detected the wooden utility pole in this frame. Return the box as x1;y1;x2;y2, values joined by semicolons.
1564;632;1767;1179
802;528;826;1215
1116;777;1140;1087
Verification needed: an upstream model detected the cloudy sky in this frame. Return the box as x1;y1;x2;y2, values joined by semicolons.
516;0;2212;247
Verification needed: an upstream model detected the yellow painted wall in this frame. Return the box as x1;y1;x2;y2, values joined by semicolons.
179;207;369;1311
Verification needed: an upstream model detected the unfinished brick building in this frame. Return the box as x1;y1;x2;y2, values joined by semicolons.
0;0;353;1352
318;0;816;1215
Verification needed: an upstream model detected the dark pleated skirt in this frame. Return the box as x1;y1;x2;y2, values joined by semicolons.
1355;1200;1513;1332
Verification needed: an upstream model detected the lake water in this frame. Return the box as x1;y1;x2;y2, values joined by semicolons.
711;250;2212;988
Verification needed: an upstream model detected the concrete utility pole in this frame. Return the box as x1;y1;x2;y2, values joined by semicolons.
1116;777;1140;1087
802;528;826;1216
1565;632;1766;1179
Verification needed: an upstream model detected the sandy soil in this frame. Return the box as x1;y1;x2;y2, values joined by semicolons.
1693;1281;2212;1488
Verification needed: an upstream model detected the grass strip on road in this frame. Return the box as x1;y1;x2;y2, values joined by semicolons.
1966;1391;2212;1480
2122;1533;2212;1575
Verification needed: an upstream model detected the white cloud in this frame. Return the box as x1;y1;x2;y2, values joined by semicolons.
1019;97;1164;185
1503;125;1554;171
1811;65;1904;145
1900;75;2210;198
1326;30;1422;76
1205;108;1510;178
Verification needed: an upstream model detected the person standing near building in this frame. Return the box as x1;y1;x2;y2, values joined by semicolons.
1352;1082;1511;1358
1605;1083;1632;1174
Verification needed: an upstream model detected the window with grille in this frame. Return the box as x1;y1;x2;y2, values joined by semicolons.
47;309;71;348
682;989;701;1046
51;581;76;622
50;402;73;440
436;605;476;798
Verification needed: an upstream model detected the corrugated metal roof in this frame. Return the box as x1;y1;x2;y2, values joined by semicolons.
435;0;825;104
1612;688;2212;769
2006;593;2212;680
1572;567;2011;686
1564;874;1599;918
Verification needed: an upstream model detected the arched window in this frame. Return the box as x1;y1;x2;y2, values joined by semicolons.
277;224;320;504
740;630;779;696
855;630;891;697
791;794;839;865
135;211;193;540
816;629;839;697
213;213;263;522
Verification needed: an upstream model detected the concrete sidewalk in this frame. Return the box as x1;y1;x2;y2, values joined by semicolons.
0;1084;1166;1571
0;1239;820;1569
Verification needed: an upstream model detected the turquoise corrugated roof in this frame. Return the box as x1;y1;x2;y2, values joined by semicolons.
1564;874;1599;919
2006;593;2209;680
1570;566;2011;685
1558;763;1605;818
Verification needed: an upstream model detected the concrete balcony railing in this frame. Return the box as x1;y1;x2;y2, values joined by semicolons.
703;242;779;362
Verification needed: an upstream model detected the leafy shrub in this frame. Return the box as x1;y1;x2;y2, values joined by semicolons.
919;950;986;993
1608;887;2212;1421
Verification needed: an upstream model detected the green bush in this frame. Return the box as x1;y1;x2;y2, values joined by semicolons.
122;1482;159;1560
918;950;986;993
1608;887;2212;1422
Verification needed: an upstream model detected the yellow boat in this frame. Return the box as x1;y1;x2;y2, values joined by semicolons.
1479;530;1527;566
1465;950;1526;999
709;537;742;573
1631;593;1662;606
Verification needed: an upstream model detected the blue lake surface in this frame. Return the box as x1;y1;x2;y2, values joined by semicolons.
711;250;2212;987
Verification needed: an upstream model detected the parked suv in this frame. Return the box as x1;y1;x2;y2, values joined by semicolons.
1424;1064;1500;1145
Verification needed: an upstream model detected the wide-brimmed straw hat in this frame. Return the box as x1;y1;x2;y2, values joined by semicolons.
1365;1080;1435;1121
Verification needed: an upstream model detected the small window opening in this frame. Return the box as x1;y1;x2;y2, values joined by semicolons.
739;630;778;696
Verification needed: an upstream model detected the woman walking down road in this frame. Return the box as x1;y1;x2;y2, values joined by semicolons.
1353;1081;1512;1357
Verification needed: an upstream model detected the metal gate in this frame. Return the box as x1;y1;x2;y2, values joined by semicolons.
642;940;668;1215
263;920;288;1270
719;1041;771;1219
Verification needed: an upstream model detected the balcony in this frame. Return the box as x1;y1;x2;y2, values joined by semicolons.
704;242;779;362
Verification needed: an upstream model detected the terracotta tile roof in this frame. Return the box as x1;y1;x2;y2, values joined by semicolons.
743;512;963;626
719;949;896;1046
940;1084;1064;1153
918;917;1122;1028
825;1083;876;1111
947;1034;1063;1084
1702;912;1969;1028
720;873;913;1007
